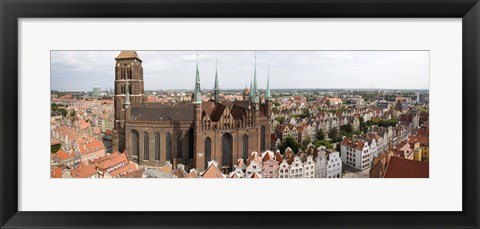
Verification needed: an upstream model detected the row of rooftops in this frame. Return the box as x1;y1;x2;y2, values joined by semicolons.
53;151;138;178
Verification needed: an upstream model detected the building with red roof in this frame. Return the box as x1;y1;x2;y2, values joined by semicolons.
383;157;429;178
201;161;225;178
71;163;97;178
96;151;129;177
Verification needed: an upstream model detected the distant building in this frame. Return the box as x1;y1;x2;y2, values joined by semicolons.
92;86;102;97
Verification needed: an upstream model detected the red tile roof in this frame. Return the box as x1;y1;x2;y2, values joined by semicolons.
250;173;260;178
115;51;142;61
71;163;97;178
341;138;366;150
96;152;128;170
275;152;283;164
109;163;137;177
50;137;61;146
384;157;429;178
79;122;91;130
186;170;199;178
262;151;273;162
56;149;73;160
79;140;105;155
51;167;63;178
201;162;224;178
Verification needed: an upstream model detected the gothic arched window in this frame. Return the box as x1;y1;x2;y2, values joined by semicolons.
242;134;248;161
188;130;194;159
222;133;233;170
131;129;139;161
177;133;183;159
144;132;149;161
166;133;172;162
260;126;266;151
155;133;160;161
205;137;211;169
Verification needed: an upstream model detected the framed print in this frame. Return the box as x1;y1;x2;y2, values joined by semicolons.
1;0;479;228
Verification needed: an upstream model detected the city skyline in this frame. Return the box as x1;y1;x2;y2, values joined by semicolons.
51;51;430;91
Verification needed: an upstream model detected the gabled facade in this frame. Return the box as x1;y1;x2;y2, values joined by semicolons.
303;155;315;178
288;156;304;178
326;151;342;178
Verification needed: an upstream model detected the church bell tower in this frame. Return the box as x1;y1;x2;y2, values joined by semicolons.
112;51;145;152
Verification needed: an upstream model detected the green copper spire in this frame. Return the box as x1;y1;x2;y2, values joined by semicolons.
252;53;259;103
213;59;220;102
124;79;131;106
266;66;271;101
214;59;219;89
249;75;254;100
193;53;202;104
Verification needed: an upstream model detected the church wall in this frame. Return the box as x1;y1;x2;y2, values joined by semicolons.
195;126;260;172
125;121;192;168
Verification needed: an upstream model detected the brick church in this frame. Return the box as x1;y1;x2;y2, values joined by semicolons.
112;51;272;172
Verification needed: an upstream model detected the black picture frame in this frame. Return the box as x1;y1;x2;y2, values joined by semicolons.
1;0;479;228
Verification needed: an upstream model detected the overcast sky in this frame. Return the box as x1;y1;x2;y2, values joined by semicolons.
51;50;429;91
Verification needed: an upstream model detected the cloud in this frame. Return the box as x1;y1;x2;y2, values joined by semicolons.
50;50;429;91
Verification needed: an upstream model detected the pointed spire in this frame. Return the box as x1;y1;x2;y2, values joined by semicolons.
214;59;219;90
193;53;202;104
266;66;271;101
213;58;220;102
249;75;254;100
252;53;259;103
124;79;131;106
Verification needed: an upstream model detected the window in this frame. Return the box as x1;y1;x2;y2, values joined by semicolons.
177;133;183;159
166;132;172;162
131;129;139;161
144;132;149;161
155;133;160;161
260;126;266;151
242;134;248;160
222;133;233;170
205;137;211;169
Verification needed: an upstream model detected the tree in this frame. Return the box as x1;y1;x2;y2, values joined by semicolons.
275;116;285;124
278;136;300;154
301;136;311;151
316;129;325;140
70;110;76;117
57;107;67;117
51;144;61;154
313;139;333;149
366;119;399;128
359;116;368;133
340;124;353;134
328;127;339;140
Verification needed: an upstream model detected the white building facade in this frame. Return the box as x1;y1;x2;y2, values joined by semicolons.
326;151;342;178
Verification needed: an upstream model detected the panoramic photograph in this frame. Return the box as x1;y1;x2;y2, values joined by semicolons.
50;50;429;178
